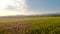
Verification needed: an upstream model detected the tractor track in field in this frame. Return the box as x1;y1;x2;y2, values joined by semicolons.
0;20;31;34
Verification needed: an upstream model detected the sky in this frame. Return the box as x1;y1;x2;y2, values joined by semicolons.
27;0;60;10
27;0;60;14
0;0;60;16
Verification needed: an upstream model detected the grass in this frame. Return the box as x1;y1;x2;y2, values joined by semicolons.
0;17;60;34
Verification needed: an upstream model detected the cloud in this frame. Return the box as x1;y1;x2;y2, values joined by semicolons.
24;9;60;15
6;0;27;11
0;0;28;16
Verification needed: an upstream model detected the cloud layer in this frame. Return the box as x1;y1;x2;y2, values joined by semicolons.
0;0;28;16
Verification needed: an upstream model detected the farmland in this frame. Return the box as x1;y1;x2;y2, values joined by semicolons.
0;17;60;34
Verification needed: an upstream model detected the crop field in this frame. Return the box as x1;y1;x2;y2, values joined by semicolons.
0;17;60;34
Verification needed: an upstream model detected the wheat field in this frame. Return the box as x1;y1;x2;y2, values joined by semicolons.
0;17;60;34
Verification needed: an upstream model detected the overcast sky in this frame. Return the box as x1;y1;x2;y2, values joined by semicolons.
0;0;60;16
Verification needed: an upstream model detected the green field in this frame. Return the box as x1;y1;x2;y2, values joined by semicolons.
0;17;60;34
